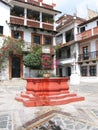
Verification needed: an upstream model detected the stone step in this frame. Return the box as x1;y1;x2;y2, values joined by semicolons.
15;92;85;107
22;95;85;107
20;92;77;100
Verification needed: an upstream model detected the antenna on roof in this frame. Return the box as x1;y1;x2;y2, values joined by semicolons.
73;8;77;17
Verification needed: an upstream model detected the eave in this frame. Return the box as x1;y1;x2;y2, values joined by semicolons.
10;0;61;15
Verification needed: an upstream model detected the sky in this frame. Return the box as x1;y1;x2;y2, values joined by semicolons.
43;0;98;19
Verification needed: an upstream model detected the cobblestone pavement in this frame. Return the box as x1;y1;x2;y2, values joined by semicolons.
0;81;98;130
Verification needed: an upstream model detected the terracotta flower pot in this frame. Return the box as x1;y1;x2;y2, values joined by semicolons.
43;73;50;78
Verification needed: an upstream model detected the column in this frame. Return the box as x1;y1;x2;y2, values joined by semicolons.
74;23;78;41
24;8;27;26
63;32;66;44
53;15;56;31
40;12;42;28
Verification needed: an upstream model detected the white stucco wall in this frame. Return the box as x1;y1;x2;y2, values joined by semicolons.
79;20;98;32
85;20;98;30
0;2;11;36
0;58;9;80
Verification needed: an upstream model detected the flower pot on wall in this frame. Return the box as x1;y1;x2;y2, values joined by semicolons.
43;73;50;78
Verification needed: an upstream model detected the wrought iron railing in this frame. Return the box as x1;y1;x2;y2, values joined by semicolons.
78;51;98;61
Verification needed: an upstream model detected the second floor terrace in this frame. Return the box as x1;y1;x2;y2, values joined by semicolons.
10;6;55;31
77;26;98;41
9;0;61;31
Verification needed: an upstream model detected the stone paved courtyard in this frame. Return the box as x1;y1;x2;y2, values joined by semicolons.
0;80;98;130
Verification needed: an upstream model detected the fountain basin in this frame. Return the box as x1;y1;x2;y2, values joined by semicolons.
15;77;85;107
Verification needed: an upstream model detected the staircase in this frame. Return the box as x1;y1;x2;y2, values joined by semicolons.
16;92;84;107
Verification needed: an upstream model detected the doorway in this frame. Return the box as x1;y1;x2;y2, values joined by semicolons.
67;67;71;76
12;57;20;77
9;55;23;79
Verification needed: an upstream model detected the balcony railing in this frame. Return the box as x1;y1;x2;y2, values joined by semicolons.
78;51;98;61
10;16;24;25
77;26;98;41
77;29;92;41
10;15;54;31
42;22;54;30
58;57;75;65
57;55;71;60
27;19;40;28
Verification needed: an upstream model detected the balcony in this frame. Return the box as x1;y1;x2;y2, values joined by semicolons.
10;16;24;25
27;19;40;28
58;57;75;65
42;22;53;30
77;26;98;41
78;51;98;62
10;15;54;31
77;29;92;41
22;42;31;52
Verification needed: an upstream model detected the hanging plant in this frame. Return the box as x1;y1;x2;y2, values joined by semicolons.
0;36;24;70
3;36;24;54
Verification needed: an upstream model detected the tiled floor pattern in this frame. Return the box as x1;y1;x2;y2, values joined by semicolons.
0;112;13;130
0;108;98;130
91;109;98;118
19;109;98;130
0;82;98;130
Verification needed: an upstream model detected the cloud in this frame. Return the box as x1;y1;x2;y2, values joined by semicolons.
76;0;98;18
43;0;98;18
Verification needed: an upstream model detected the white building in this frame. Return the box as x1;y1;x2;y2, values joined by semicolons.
56;13;98;84
77;15;98;83
55;14;85;84
0;0;61;80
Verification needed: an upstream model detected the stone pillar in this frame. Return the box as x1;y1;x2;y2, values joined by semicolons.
63;32;66;43
70;43;80;85
24;8;27;26
40;12;42;28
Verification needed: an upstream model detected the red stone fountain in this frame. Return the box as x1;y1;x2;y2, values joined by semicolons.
15;77;85;107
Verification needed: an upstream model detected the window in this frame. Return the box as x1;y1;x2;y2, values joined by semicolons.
89;66;96;76
80;26;85;33
13;31;22;39
44;37;52;45
83;46;89;60
33;35;40;44
66;29;74;42
81;66;87;76
0;26;3;34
